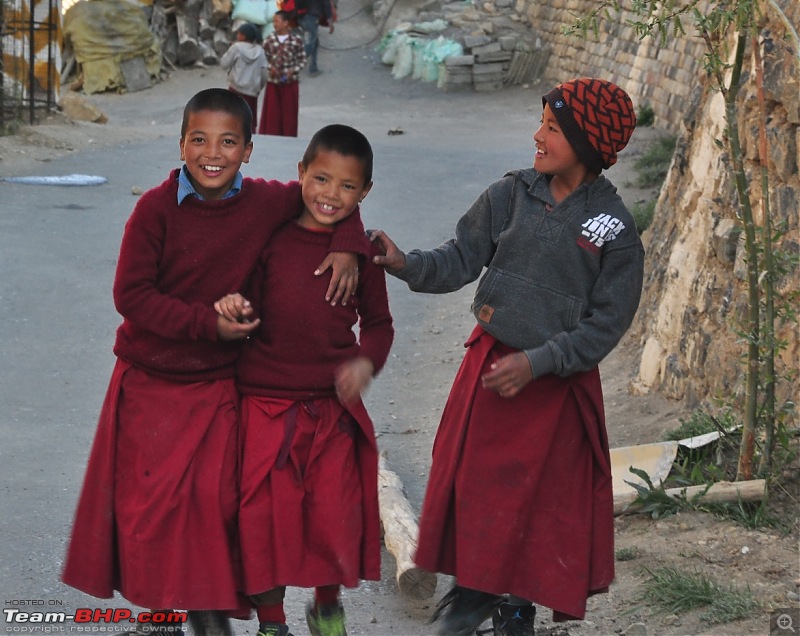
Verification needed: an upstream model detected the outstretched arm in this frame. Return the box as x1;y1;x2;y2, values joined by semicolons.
368;229;406;274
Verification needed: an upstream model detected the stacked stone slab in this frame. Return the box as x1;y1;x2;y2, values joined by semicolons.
437;54;474;90
432;31;549;91
380;0;551;92
471;41;507;91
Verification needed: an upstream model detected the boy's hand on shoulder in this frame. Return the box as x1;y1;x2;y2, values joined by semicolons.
335;357;374;406
481;351;533;398
316;252;358;306
367;229;406;274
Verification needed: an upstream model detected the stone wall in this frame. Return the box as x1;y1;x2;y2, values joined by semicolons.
628;6;799;409
521;0;709;130
523;0;799;132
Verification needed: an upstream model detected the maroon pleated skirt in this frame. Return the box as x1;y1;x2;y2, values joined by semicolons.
414;326;615;620
238;396;381;595
63;360;250;615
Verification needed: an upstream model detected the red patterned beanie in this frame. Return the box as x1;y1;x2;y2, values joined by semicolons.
542;78;636;174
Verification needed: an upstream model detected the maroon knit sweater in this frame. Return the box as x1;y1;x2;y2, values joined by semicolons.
112;169;369;382
237;222;394;399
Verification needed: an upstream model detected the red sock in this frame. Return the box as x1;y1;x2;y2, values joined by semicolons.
314;584;340;607
256;603;286;625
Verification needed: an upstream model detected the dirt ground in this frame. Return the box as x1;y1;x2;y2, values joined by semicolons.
1;9;797;634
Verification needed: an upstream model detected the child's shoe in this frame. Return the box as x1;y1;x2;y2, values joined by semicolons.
429;585;503;635
187;610;232;636
305;601;347;636
256;621;293;636
491;602;536;636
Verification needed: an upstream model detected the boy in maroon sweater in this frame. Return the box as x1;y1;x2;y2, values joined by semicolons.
215;124;393;636
62;90;369;636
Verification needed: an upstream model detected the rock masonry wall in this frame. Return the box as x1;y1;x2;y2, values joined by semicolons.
377;0;714;130
629;7;799;409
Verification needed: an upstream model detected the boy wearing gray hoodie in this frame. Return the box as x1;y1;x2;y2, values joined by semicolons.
370;78;643;636
220;23;268;133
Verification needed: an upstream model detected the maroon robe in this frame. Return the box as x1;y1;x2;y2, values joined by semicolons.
238;396;381;594
414;325;615;621
62;360;251;615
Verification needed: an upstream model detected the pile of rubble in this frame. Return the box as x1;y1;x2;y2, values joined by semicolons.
149;0;239;68
375;0;550;91
62;0;266;94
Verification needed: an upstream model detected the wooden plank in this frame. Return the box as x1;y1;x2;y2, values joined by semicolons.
614;479;767;515
378;454;437;599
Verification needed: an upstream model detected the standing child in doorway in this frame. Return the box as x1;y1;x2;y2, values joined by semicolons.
259;11;306;137
220;22;268;133
215;124;393;636
370;78;643;636
62;89;369;636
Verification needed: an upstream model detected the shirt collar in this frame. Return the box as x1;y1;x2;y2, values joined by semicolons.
177;165;243;204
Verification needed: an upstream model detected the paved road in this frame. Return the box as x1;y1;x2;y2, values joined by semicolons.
0;2;554;633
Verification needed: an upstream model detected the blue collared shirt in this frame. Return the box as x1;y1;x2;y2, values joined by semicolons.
177;165;243;204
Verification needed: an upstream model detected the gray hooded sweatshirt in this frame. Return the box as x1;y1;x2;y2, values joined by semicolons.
393;168;645;379
220;41;268;97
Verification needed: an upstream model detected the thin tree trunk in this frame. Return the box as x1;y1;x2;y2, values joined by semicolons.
752;29;776;476
719;29;759;482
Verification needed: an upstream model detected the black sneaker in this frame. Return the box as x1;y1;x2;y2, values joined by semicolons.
491;602;536;636
429;585;503;635
256;622;293;636
187;611;232;636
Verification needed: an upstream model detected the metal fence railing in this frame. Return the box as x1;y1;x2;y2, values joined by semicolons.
1;0;59;129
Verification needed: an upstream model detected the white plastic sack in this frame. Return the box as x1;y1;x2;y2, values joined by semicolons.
392;38;415;79
231;0;269;25
412;44;425;80
420;37;463;82
379;32;405;66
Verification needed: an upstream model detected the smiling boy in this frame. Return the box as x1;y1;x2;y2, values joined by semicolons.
216;124;393;636
62;91;369;636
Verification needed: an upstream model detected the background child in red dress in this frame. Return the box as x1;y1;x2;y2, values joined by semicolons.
370;78;643;636
259;11;306;137
61;89;368;636
215;124;393;636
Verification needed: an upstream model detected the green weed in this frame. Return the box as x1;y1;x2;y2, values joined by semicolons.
662;408;738;442
616;546;641;562
632;199;656;234
632;135;677;188
641;566;761;624
637;103;656;127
